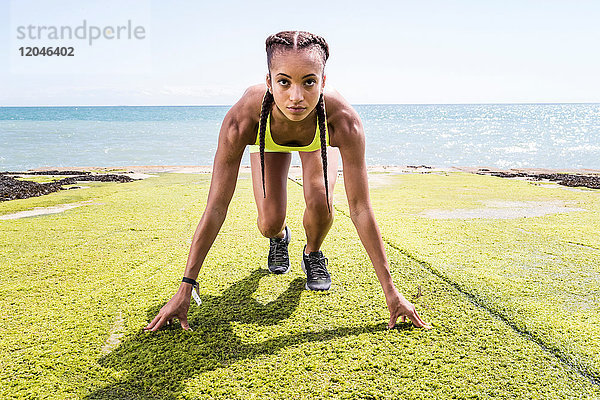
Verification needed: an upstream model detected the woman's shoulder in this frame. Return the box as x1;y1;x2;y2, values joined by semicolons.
231;84;266;119
223;84;266;143
323;87;363;145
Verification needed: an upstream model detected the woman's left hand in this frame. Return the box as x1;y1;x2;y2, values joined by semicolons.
385;287;432;329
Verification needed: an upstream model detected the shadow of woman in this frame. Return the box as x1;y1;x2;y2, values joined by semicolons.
86;269;388;399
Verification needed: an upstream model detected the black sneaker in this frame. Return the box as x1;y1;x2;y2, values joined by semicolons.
301;245;331;291
268;225;291;274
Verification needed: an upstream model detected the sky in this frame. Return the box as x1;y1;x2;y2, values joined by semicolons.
1;0;599;106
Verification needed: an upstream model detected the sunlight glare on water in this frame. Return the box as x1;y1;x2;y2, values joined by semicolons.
1;104;599;170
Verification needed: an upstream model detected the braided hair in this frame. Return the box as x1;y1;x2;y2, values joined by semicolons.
259;31;331;213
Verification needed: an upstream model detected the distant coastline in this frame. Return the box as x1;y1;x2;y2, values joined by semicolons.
2;165;600;205
12;164;600;175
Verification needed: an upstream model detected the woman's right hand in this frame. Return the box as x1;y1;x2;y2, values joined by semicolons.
385;286;431;330
144;286;192;331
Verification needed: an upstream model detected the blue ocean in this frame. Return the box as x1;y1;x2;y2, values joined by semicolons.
1;104;599;171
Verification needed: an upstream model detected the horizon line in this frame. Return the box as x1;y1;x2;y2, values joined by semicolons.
1;101;600;108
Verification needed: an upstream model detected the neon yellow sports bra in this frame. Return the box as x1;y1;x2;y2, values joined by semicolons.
249;112;329;153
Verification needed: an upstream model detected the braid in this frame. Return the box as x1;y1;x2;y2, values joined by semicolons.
266;31;329;71
264;31;331;211
315;93;331;214
259;90;274;198
268;35;292;46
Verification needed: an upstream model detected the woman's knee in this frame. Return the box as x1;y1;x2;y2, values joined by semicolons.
305;192;335;222
257;214;286;238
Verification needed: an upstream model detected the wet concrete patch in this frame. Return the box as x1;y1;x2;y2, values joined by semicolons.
126;173;156;180
0;200;97;220
421;200;586;220
101;312;125;355
368;174;394;188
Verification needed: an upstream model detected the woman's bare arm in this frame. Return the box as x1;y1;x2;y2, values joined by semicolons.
329;93;431;329
144;89;259;331
182;111;248;280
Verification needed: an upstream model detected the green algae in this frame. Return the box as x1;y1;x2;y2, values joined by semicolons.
14;176;65;183
1;172;599;399
350;172;600;384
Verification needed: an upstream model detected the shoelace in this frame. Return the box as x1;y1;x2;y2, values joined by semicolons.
270;238;289;264
306;253;329;279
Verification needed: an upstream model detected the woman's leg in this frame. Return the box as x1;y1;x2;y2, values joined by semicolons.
298;147;340;252
250;151;292;238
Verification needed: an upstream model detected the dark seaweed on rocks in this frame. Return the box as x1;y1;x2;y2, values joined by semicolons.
0;174;136;202
478;171;600;190
0;170;92;176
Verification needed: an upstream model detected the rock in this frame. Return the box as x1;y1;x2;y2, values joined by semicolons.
477;171;600;190
0;174;137;202
0;170;91;176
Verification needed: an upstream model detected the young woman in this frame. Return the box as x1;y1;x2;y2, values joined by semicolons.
145;31;431;332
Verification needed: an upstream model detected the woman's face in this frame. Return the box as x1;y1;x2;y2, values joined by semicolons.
266;48;326;122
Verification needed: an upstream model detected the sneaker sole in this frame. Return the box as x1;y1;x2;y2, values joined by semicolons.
268;265;291;274
304;282;331;291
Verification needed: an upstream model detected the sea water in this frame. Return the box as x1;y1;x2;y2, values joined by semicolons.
1;104;599;171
